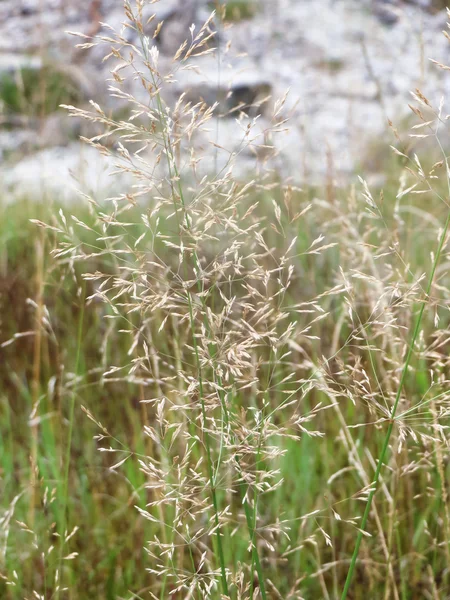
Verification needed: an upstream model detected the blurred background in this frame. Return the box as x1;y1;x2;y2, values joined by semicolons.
1;0;450;202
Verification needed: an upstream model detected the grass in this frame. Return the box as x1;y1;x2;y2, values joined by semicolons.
342;198;450;598
1;162;449;598
210;1;257;22
2;3;450;599
0;202;151;598
0;64;80;117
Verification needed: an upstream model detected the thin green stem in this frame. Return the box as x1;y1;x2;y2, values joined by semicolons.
56;283;85;598
241;484;267;600
341;206;450;599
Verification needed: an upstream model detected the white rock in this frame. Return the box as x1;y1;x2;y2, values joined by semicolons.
0;144;132;204
1;0;450;193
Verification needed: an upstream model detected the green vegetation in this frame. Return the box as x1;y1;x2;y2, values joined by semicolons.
0;64;80;117
2;152;450;598
2;5;450;600
0;202;150;598
211;0;257;21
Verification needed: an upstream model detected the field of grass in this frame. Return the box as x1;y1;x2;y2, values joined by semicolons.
2;3;450;600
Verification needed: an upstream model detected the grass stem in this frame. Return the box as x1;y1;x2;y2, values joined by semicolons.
55;283;85;598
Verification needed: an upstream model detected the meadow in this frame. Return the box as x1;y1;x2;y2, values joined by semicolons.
1;2;450;599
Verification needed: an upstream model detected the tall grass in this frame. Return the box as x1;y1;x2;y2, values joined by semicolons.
2;1;450;599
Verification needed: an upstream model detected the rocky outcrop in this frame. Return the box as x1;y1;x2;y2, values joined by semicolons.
1;0;450;200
